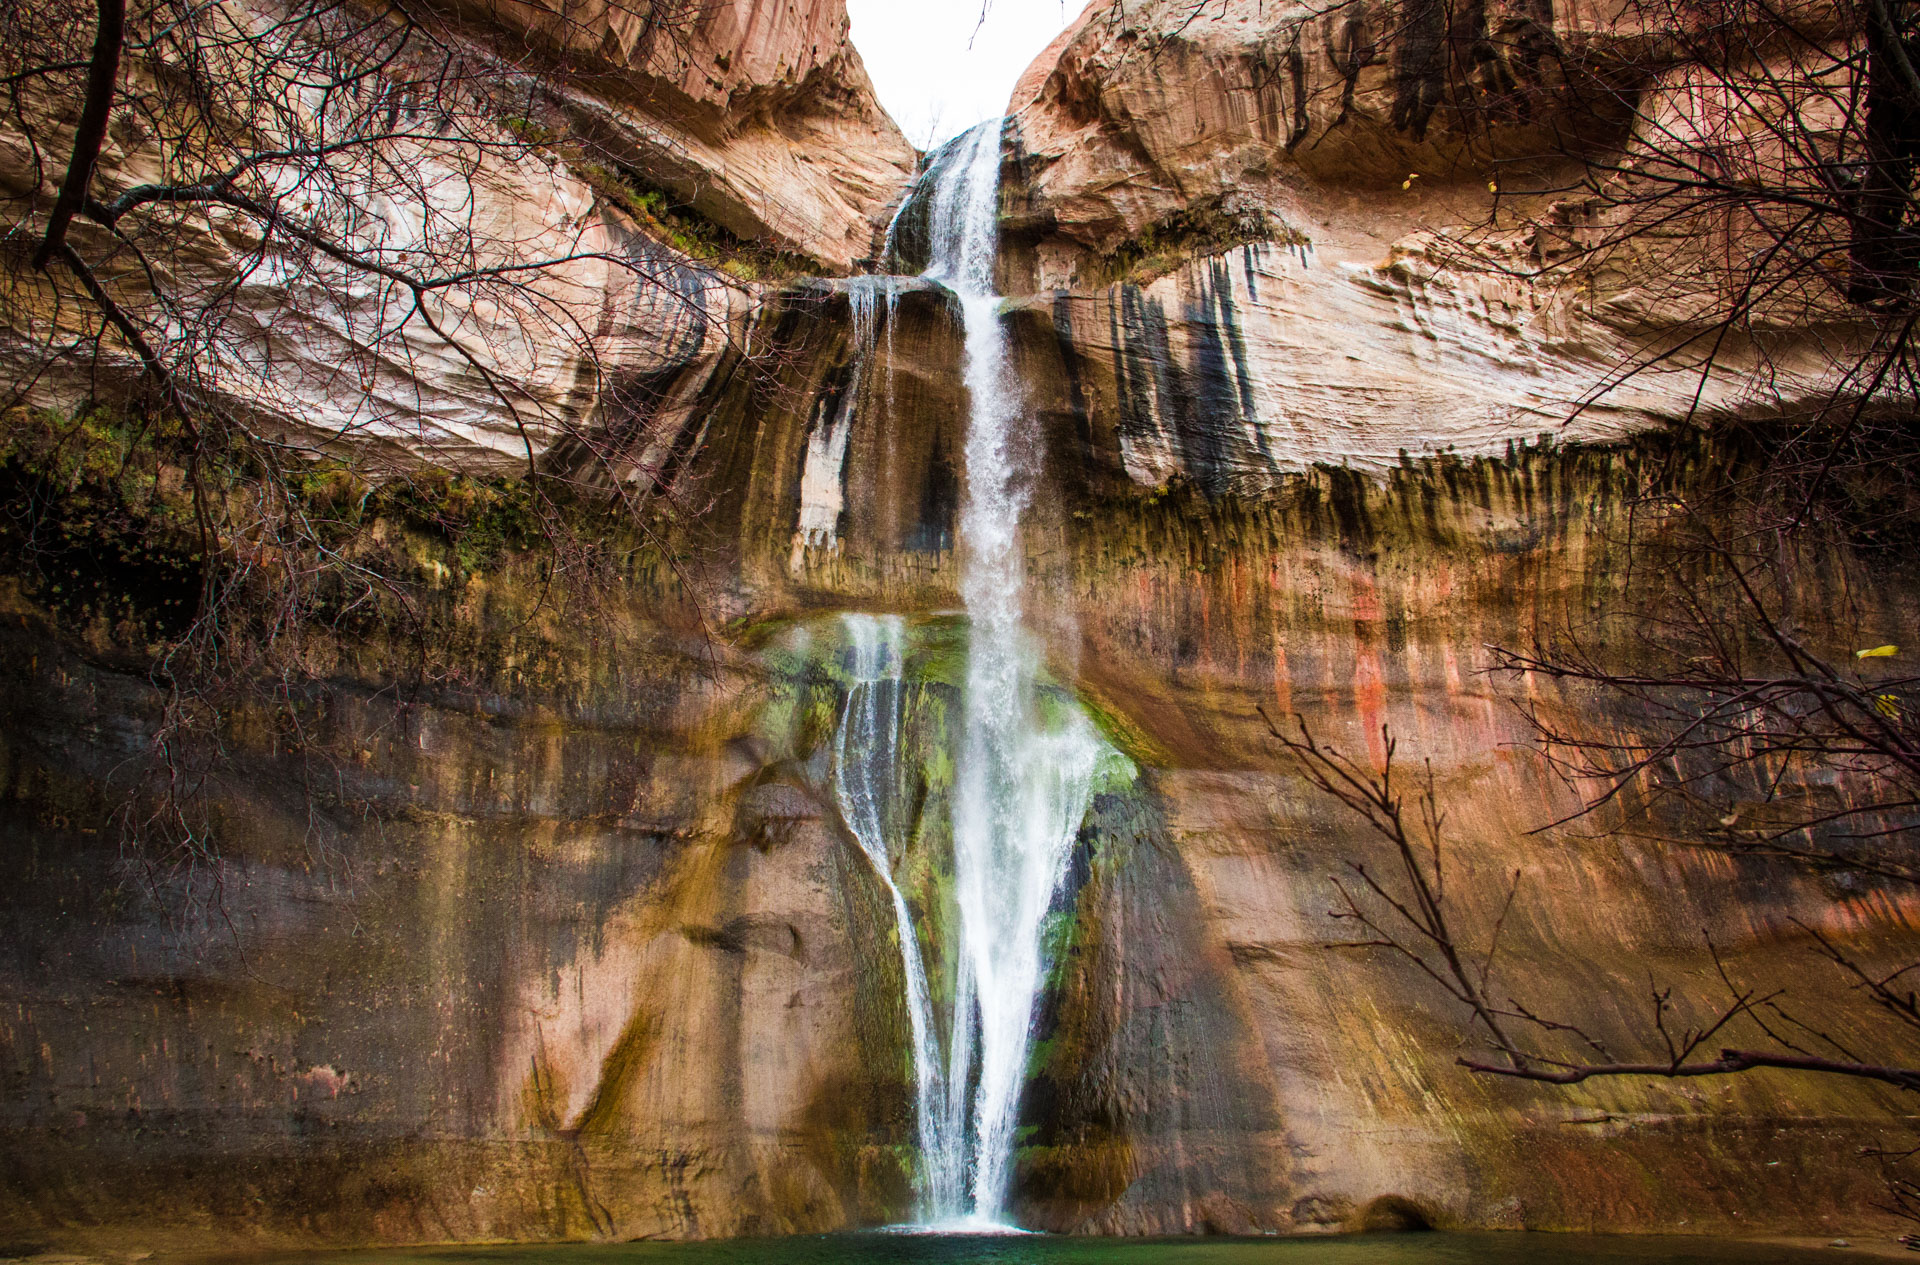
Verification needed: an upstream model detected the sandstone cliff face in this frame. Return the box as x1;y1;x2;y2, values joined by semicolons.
3;279;1913;1247
1;0;1914;1251
0;560;920;1244
997;0;1850;483
539;284;1920;1237
1004;0;1593;261
0;0;915;472
468;0;915;269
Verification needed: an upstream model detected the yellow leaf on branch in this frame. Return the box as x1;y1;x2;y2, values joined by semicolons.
1858;644;1900;658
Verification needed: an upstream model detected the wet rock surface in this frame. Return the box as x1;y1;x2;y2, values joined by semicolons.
3;366;1915;1244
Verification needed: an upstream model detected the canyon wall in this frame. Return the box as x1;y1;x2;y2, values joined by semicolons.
4;284;1913;1247
2;0;1915;1251
0;0;916;470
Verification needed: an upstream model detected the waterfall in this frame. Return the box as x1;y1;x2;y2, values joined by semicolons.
824;119;1110;1230
794;277;898;563
923;120;1109;1227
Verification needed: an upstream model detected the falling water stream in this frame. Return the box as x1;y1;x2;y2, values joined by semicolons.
926;120;1109;1228
831;613;966;1215
795;277;897;560
822;119;1113;1229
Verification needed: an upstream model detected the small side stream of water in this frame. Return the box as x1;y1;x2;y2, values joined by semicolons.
831;614;962;1214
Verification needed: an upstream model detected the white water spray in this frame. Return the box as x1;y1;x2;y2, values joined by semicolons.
822;119;1110;1229
923;119;1109;1227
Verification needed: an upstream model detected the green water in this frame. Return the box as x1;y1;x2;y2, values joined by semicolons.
251;1234;1859;1265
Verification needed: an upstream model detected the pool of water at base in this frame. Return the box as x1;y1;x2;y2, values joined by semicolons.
244;1233;1869;1265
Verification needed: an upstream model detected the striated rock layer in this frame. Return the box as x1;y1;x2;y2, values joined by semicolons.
998;0;1860;481
0;0;916;471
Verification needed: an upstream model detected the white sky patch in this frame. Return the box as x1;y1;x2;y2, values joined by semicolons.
848;0;1083;151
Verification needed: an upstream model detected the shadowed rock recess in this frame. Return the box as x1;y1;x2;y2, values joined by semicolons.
3;0;1918;1250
